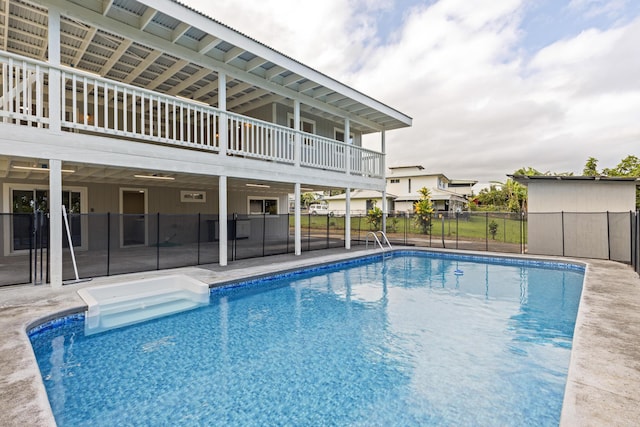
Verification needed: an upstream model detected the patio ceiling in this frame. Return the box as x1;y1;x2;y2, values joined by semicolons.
1;0;411;134
0;156;338;193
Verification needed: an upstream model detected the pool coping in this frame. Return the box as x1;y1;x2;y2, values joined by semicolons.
1;247;639;426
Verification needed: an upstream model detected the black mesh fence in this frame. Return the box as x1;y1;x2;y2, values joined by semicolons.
0;210;637;286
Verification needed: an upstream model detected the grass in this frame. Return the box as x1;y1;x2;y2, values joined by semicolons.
291;213;527;244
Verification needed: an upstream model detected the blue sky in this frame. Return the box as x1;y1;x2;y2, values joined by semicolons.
185;0;640;185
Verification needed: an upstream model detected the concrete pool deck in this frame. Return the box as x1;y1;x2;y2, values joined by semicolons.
0;247;639;426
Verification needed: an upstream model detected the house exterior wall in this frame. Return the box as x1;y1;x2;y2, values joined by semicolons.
526;180;636;261
527;181;636;212
387;175;443;196
327;198;367;214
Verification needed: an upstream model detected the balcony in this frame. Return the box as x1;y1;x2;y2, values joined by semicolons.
0;51;384;180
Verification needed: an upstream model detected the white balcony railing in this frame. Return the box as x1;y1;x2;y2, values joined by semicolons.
0;51;384;178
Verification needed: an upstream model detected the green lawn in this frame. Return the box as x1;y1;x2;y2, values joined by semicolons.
291;213;527;244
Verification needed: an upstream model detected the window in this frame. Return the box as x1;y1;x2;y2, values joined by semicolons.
248;198;278;215
334;128;354;144
390;179;400;184
288;115;316;133
180;190;206;203
4;184;87;252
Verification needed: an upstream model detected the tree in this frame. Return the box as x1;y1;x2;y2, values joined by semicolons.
300;192;317;208
583;157;599;176
602;155;640;177
366;201;383;230
597;155;640;207
414;187;434;234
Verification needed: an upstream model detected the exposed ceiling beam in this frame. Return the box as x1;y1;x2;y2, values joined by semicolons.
167;67;212;95
71;26;97;67
171;22;190;43
226;88;269;110
122;49;162;84
39;0;388;131
233;94;283;114
139;7;156;30
282;73;302;87
99;39;132;76
146;58;188;90
265;66;285;80
0;0;8;51
102;0;114;16
245;56;266;73
190;80;218;101
197;34;221;54
223;46;244;63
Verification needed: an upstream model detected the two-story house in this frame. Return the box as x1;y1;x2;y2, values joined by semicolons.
326;165;473;215
386;166;469;213
0;0;411;286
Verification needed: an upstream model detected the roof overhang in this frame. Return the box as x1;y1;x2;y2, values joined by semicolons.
509;175;640;186
9;0;411;134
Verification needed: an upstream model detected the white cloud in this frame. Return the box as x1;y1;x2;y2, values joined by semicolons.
182;0;640;185
568;0;629;19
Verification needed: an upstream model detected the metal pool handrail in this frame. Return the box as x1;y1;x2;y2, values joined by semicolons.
366;231;393;251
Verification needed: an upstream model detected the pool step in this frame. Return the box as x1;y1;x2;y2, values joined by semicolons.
77;275;210;335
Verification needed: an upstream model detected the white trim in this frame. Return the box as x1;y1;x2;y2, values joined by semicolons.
119;187;148;248
2;183;88;255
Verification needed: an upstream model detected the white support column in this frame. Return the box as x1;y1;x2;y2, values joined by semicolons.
48;8;61;132
381;130;387;233
219;175;228;266
294;100;301;167
345;187;351;250
49;159;63;287
345;118;351;175
218;73;227;156
294;182;301;255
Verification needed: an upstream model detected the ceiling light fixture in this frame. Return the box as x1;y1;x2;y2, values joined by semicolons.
134;174;175;181
12;165;75;173
245;183;270;188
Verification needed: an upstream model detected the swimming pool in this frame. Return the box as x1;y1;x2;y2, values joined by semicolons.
29;251;584;426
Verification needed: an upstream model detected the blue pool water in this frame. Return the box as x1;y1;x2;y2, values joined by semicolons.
30;252;584;426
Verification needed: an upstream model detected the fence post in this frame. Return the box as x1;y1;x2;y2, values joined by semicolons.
485;212;488;251
455;214;458;249
197;213;201;265
262;213;266;257
404;214;407;245
520;212;523;254
29;214;33;283
107;212;111;276
326;214;330;249
561;211;565;257
156;212;160;270
307;214;311;251
606;211;611;260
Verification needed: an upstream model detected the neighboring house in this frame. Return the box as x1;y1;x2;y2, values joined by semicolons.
326;189;397;215
386;166;469;213
448;179;478;199
0;0;411;286
512;175;639;262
